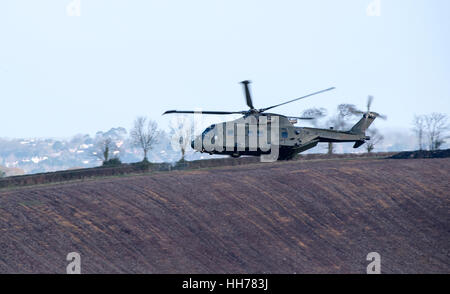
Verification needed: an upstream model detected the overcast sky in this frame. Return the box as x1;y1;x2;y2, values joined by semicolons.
1;0;449;138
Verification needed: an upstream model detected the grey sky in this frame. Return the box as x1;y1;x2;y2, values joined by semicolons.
0;0;449;138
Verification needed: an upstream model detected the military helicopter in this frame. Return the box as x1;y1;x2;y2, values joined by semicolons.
163;81;385;160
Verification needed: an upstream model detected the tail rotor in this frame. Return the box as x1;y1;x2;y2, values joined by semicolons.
349;95;386;134
349;95;387;120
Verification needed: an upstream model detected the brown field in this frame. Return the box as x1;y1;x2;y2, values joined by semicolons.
0;152;396;189
0;157;449;273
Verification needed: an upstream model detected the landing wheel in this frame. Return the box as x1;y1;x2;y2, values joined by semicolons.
277;155;296;161
277;150;298;161
230;153;241;158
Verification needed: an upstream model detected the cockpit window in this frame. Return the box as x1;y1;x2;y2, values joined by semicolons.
202;127;211;135
202;125;216;136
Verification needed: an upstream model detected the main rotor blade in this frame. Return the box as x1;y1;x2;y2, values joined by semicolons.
287;116;315;120
241;80;254;110
367;95;373;112
348;106;365;115
371;112;387;120
260;87;336;112
163;110;244;115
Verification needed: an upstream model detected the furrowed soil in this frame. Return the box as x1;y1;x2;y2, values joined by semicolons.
0;158;448;273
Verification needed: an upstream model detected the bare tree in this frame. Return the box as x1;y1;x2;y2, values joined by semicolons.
327;127;335;155
365;128;384;153
326;104;358;131
300;107;327;127
412;115;425;150
424;113;449;150
130;116;159;162
169;116;194;162
325;104;358;154
92;137;119;164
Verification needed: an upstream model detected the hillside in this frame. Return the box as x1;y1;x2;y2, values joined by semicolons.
0;152;397;189
0;157;448;273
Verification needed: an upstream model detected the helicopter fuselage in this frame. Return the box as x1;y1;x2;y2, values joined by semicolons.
191;113;370;160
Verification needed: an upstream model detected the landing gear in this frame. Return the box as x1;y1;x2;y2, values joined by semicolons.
231;153;241;158
277;154;297;160
277;148;298;161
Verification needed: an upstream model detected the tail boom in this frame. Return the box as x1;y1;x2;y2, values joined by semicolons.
350;113;376;134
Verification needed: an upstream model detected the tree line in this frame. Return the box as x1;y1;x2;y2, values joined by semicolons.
301;105;448;154
94;116;193;167
412;113;449;151
300;103;385;154
94;110;449;167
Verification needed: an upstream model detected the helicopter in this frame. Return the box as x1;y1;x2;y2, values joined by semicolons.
163;81;386;160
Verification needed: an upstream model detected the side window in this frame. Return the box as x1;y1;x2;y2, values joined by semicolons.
281;128;288;138
202;127;210;136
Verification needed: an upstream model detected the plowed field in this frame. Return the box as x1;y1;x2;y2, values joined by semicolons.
0;158;448;273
